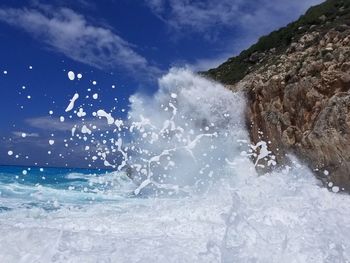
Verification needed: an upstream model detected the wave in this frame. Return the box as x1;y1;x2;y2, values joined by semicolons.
1;68;350;262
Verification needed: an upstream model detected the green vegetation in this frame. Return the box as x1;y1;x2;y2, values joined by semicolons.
203;0;350;84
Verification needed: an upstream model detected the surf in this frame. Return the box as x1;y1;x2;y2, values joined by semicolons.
1;68;350;262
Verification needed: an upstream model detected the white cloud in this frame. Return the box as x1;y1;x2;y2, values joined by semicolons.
145;0;324;35
12;132;40;138
0;6;161;77
185;54;232;72
145;0;166;13
145;0;324;70
26;116;114;132
26;116;75;132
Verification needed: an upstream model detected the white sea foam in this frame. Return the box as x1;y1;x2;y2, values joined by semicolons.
67;71;75;81
1;160;350;262
1;68;350;262
65;93;79;112
97;109;114;125
98;68;248;195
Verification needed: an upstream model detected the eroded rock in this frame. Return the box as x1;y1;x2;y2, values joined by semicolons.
234;25;350;192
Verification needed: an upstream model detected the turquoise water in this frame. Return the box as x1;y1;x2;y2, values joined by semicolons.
0;165;134;211
0;165;109;186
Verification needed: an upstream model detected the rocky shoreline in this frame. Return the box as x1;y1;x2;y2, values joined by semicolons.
205;0;350;192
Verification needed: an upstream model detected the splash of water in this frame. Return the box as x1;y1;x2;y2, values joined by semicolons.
126;68;250;195
62;68;255;196
1;68;350;262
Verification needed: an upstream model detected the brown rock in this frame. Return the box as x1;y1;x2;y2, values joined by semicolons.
239;28;350;192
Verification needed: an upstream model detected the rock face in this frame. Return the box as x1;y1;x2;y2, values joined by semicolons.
205;0;350;191
244;28;350;191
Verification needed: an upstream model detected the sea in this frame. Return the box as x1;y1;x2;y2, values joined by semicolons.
1;69;350;262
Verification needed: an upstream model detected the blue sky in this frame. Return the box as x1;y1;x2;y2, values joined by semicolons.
0;0;323;168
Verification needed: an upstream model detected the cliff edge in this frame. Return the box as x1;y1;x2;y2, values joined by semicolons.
204;0;350;191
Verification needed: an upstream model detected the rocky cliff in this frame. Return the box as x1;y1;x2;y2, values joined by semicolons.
205;0;350;192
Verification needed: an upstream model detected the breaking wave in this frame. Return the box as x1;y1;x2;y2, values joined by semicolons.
1;68;350;262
